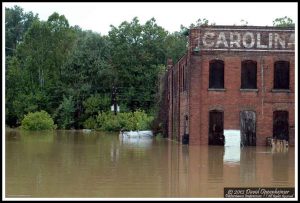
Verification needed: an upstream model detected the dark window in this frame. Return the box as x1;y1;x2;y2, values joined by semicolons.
274;61;289;89
209;60;224;88
273;111;289;141
241;60;257;89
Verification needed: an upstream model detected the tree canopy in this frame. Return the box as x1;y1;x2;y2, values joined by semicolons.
5;7;187;129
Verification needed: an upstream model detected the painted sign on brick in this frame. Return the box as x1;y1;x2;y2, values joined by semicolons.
193;27;295;52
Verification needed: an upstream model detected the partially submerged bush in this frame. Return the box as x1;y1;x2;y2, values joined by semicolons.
21;110;56;130
93;110;154;131
83;116;97;129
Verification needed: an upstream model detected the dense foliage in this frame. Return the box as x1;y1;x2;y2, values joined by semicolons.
5;6;187;130
21;110;56;130
87;110;154;131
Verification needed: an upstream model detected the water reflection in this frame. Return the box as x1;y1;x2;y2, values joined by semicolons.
224;146;240;165
240;147;256;184
180;145;189;197
5;129;295;198
272;148;290;185
6;129;21;141
110;142;119;163
208;146;224;183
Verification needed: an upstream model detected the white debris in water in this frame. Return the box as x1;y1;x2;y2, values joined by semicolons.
120;136;153;148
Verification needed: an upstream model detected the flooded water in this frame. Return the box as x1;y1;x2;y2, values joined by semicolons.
5;129;295;198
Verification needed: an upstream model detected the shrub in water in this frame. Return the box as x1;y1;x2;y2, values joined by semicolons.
21;110;56;130
83;116;97;129
95;110;153;131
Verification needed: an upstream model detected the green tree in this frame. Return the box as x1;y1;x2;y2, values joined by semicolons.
6;12;77;127
165;31;187;63
54;95;75;129
61;30;113;128
109;17;170;111
16;12;76;91
83;94;111;116
5;9;191;130
5;56;24;125
273;16;295;27
181;18;215;30
6;56;47;125
82;94;111;129
5;5;39;57
195;18;210;26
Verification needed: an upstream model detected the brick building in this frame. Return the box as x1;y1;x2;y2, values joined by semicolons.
166;25;295;146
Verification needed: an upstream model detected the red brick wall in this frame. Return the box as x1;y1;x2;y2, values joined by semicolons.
167;55;190;143
191;53;295;145
167;26;295;146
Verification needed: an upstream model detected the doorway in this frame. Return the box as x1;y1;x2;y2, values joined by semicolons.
209;111;224;145
240;111;256;146
273;111;289;141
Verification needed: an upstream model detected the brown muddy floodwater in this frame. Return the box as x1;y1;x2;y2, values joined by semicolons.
5;129;295;198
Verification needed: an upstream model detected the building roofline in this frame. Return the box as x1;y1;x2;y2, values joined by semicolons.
177;52;188;64
190;25;295;31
